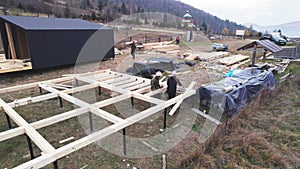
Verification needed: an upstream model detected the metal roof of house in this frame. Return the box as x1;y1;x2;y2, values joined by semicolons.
0;15;102;30
237;40;283;53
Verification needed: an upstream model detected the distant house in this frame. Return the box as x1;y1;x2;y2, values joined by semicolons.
0;15;114;70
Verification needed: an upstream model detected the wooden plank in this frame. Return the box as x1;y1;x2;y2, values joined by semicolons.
0;66;32;74
135;86;151;94
31;107;89;129
0;127;25;142
132;93;163;105
8;93;58;108
59;137;75;144
0;107;89;142
63;83;99;94
0;76;73;94
102;75;129;84
93;93;131;108
144;87;166;97
0;98;55;153
13;83;196;169
126;82;150;91
219;55;249;66
5;23;17;59
117;80;144;89
75;76;129;94
113;78;136;87
169;82;195;116
168;99;183;116
191;108;222;125
39;84;123;124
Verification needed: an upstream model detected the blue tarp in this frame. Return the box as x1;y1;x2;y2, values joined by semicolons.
199;68;276;118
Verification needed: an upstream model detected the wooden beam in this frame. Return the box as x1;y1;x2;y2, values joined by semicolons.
125;82;150;91
93;93;132;108
0;108;89;142
132;92;162;105
135;86;151;94
1;93;129;142
252;43;257;67
117;80;144;89
113;78;136;87
169;81;196;116
13;83;196;169
191;108;222;125
102;75;129;84
0;76;73;94
5;23;17;59
31;107;89;129
8;93;58;108
0;99;55;153
144;87;166;97
39;84;124;124
75;76;129;94
168;99;183;116
0;127;25;142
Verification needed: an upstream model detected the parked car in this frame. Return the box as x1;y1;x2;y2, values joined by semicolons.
280;35;290;42
212;43;228;51
259;33;287;46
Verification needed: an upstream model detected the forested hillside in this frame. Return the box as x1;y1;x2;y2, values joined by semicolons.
0;0;248;35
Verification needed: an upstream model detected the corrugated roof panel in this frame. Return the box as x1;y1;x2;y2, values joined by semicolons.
0;15;102;30
257;40;282;53
237;40;282;53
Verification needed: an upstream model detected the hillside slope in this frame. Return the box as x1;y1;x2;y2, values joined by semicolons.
190;64;300;168
0;0;247;35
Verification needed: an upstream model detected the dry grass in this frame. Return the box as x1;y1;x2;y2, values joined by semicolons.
187;63;300;169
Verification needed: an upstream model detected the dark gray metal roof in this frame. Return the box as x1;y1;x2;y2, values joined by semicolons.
0;15;102;30
237;40;283;53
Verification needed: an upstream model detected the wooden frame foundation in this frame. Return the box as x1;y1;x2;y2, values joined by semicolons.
0;70;196;168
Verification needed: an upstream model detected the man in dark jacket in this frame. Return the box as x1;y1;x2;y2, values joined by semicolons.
166;71;177;100
129;40;137;59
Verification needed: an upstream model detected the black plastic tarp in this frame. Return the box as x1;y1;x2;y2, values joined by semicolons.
199;68;276;118
133;57;175;78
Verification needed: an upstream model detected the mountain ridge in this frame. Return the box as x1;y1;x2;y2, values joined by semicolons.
244;21;300;37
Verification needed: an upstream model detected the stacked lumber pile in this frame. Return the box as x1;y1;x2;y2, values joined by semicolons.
152;44;180;53
200;52;230;62
142;41;173;50
218;54;250;66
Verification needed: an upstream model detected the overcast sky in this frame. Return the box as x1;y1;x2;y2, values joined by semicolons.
180;0;300;26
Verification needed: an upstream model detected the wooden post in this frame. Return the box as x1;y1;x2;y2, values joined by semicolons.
53;161;58;169
89;112;93;131
25;134;35;160
98;86;102;96
131;97;134;109
123;128;127;156
252;43;257;67
5;113;12;129
58;97;63;108
163;108;167;129
5;23;17;59
162;154;167;169
262;50;267;63
39;87;43;95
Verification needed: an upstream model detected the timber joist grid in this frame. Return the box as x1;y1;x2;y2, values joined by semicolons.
0;70;196;169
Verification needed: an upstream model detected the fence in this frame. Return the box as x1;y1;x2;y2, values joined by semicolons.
274;46;298;59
